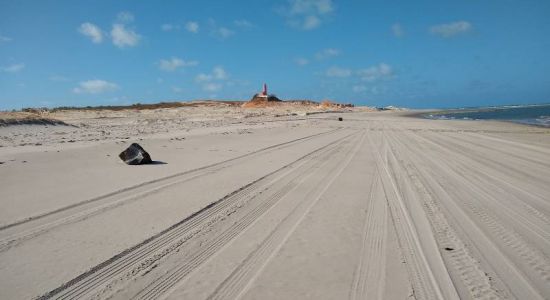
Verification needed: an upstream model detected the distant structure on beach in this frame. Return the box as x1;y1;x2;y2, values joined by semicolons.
260;83;268;97
242;83;353;108
249;83;281;103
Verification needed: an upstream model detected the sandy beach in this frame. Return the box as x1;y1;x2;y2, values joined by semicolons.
1;105;549;299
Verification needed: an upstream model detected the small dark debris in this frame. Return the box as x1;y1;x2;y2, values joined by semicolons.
0;161;4;164
444;247;454;251
338;117;343;121
119;143;152;165
22;160;27;163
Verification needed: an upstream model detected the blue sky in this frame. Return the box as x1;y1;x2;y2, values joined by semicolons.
1;0;550;109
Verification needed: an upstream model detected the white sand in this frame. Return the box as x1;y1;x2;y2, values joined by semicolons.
1;107;549;299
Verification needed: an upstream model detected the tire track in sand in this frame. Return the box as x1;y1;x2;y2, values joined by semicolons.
0;129;342;253
384;130;504;299
368;128;457;300
393;128;548;299
131;132;360;300
38;131;356;300
349;172;388;300
205;132;365;300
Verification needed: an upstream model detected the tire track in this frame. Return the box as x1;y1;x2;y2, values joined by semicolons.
409;130;550;245
442;132;550;169
0;129;343;252
422;131;550;202
383;130;504;299
368;130;452;300
1;128;340;232
391;127;549;298
410;129;550;224
349;172;388;300
38;130;356;300
131;133;359;300
206;132;365;300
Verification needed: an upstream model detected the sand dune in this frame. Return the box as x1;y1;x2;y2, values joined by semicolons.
1;108;549;299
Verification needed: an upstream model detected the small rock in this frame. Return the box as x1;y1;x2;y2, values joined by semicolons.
338;117;343;121
118;143;153;165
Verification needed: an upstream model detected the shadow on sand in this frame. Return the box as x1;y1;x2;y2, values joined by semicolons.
146;161;168;165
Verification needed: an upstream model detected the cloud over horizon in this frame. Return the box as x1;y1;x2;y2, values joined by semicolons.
1;63;25;73
111;12;141;48
185;21;199;33
392;23;404;37
78;23;103;43
73;79;118;94
158;57;198;71
357;63;393;81
195;66;229;92
315;48;340;60
430;21;472;38
325;66;351;77
0;35;13;43
283;0;334;30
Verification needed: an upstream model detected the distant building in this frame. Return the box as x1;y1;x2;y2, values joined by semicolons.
259;83;268;97
247;83;281;105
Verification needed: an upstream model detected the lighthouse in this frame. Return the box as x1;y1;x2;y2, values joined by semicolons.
246;82;281;105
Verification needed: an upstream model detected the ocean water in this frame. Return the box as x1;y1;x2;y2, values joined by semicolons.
425;104;550;127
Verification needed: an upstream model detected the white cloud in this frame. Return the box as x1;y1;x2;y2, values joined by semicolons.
111;23;140;48
290;0;334;15
78;22;103;43
73;80;118;94
202;82;222;92
1;63;25;73
196;73;213;82
117;11;135;23
284;0;334;30
161;24;178;31
185;21;199;33
196;66;228;82
295;58;309;66
213;66;228;80
213;27;234;39
172;86;183;93
0;35;12;43
430;21;472;38
392;23;404;37
158;57;199;71
196;67;230;92
325;66;351;77
315;48;340;60
234;19;253;28
357;63;393;81
303;15;321;30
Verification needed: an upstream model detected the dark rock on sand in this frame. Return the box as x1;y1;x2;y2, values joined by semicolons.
338;117;343;121
119;143;152;165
